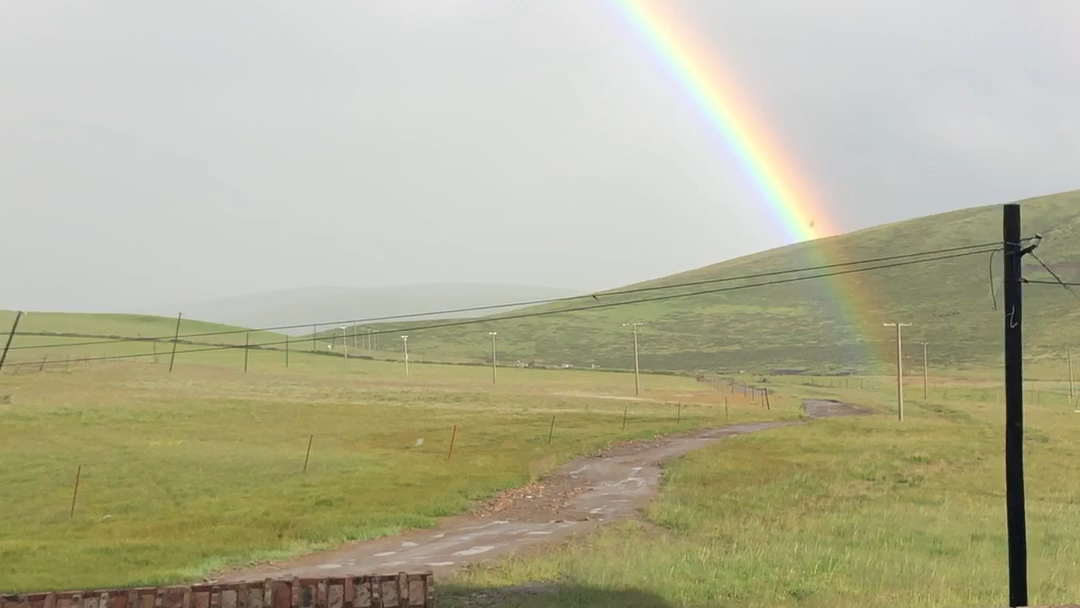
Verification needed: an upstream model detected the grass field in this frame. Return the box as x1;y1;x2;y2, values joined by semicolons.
6;321;1079;607
0;346;785;593
441;370;1080;608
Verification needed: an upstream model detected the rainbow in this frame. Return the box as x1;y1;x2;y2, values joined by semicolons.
609;0;885;369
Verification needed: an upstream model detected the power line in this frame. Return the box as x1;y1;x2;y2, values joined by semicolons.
1025;279;1080;287
5;245;998;363
8;241;1004;352
1025;252;1080;302
358;248;1000;337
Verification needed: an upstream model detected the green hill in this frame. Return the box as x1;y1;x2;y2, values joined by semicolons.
368;191;1080;374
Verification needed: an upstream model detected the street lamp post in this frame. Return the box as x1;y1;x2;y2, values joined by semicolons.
339;326;348;365
488;332;498;385
623;322;643;397
884;322;912;421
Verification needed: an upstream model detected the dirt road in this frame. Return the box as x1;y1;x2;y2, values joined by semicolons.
215;399;866;582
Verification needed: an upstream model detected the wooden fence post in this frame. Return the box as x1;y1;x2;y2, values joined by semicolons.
447;425;458;461
302;435;314;473
70;464;82;518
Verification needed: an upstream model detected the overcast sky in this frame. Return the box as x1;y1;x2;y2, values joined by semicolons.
2;0;1078;312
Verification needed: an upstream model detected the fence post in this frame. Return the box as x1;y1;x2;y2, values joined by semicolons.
70;464;82;518
547;415;556;445
244;331;250;373
622;405;629;431
676;402;681;423
447;425;458;461
764;387;771;410
302;434;314;473
285;335;290;368
39;355;48;372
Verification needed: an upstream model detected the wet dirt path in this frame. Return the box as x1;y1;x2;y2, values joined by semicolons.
215;399;867;582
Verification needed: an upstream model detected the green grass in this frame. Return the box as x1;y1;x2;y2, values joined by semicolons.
441;371;1080;608
0;352;786;593
364;191;1080;375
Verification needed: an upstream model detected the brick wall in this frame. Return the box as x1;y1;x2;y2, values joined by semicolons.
1;574;434;608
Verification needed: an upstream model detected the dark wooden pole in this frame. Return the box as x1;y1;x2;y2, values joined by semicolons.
1003;203;1028;607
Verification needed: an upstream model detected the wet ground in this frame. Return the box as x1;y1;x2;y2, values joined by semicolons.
215;399;867;582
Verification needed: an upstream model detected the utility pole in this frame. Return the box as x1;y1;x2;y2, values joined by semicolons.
921;342;929;399
623;322;643;396
883;322;912;421
488;332;498;385
1003;203;1028;608
340;326;348;366
1069;347;1075;405
401;335;409;378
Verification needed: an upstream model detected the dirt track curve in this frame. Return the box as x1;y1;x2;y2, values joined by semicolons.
215;399;867;582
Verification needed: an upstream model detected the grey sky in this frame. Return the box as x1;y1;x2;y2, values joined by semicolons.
2;0;1077;312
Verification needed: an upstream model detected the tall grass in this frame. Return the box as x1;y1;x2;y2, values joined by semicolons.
0;356;784;592
443;373;1080;608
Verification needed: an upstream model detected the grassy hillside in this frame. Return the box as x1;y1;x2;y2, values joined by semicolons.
368;191;1080;375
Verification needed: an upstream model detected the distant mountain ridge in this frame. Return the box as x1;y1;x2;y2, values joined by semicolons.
182;283;581;333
